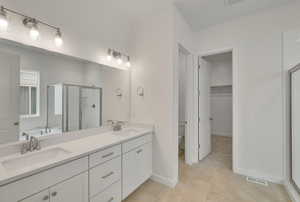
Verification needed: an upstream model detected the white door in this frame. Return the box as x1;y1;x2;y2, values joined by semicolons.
0;51;20;144
49;172;88;202
20;190;50;202
198;56;212;160
178;50;188;145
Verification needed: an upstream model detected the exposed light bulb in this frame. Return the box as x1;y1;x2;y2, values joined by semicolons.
30;25;39;40
107;55;112;61
126;56;131;67
0;7;8;32
117;58;123;65
107;49;113;61
54;29;63;47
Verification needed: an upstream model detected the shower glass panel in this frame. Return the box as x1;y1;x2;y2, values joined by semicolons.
64;85;80;132
47;84;102;133
290;65;300;194
46;84;63;133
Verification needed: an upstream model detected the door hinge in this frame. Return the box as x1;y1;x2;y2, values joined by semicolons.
198;89;201;96
198;117;200;123
198;144;201;149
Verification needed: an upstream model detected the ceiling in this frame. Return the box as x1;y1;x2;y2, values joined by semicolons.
174;0;296;31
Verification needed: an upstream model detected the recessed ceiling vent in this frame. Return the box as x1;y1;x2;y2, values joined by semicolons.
224;0;244;6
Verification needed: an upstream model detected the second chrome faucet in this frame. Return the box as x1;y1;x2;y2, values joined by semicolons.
21;133;41;154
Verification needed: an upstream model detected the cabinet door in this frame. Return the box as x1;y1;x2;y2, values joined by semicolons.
20;190;50;202
49;172;88;202
122;143;152;199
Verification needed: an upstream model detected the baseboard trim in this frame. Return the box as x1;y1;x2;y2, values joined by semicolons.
150;173;178;188
284;181;300;202
235;167;284;184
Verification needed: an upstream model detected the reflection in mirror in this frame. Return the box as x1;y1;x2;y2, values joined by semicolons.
47;84;102;133
0;39;130;145
290;65;300;194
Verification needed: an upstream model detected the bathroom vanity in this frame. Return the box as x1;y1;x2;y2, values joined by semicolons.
0;126;153;202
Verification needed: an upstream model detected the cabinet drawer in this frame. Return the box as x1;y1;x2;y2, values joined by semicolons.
89;157;121;197
90;181;121;202
122;134;152;153
90;144;121;168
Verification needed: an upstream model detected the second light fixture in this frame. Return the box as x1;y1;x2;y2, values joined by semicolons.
107;48;131;67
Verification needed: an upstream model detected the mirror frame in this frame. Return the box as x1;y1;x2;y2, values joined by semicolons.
289;64;300;194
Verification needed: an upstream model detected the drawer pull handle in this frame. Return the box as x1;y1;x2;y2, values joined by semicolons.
107;197;114;202
136;149;143;154
102;171;114;179
102;152;114;158
51;192;57;197
43;195;49;200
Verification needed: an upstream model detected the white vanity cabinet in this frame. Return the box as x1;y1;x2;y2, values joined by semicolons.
0;132;153;202
0;157;88;202
122;135;152;200
48;172;88;202
20;172;88;202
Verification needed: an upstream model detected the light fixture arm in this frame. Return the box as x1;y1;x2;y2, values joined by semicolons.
2;6;60;31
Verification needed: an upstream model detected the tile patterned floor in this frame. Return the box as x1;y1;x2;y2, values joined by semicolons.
124;135;291;202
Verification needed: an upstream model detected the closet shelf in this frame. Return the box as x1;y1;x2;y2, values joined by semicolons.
210;85;232;94
210;84;232;88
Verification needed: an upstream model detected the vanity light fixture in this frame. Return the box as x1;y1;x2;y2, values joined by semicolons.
1;6;63;46
54;29;63;47
126;56;131;67
23;18;40;40
107;49;113;61
117;55;123;65
106;48;131;68
0;6;8;31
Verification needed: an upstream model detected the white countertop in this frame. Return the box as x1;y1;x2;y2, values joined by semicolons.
0;126;153;186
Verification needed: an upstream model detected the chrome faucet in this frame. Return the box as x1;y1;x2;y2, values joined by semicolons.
107;120;125;131
21;133;41;154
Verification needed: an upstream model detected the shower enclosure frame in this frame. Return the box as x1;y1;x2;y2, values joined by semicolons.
46;83;102;132
289;64;300;195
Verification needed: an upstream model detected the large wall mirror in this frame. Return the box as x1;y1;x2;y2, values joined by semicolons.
0;39;130;145
290;64;300;194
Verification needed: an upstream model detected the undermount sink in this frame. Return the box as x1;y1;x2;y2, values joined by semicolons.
113;128;140;136
1;147;71;172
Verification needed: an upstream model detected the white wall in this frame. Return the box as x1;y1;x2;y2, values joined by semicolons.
210;94;232;137
130;5;196;186
0;41;130;134
207;53;233;86
195;2;300;184
130;7;178;186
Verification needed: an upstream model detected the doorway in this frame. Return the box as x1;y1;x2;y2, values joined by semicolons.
178;47;188;163
198;50;234;171
177;45;195;167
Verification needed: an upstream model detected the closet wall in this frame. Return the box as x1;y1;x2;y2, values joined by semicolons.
208;53;232;137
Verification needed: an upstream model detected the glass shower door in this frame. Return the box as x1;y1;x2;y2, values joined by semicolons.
80;87;102;129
